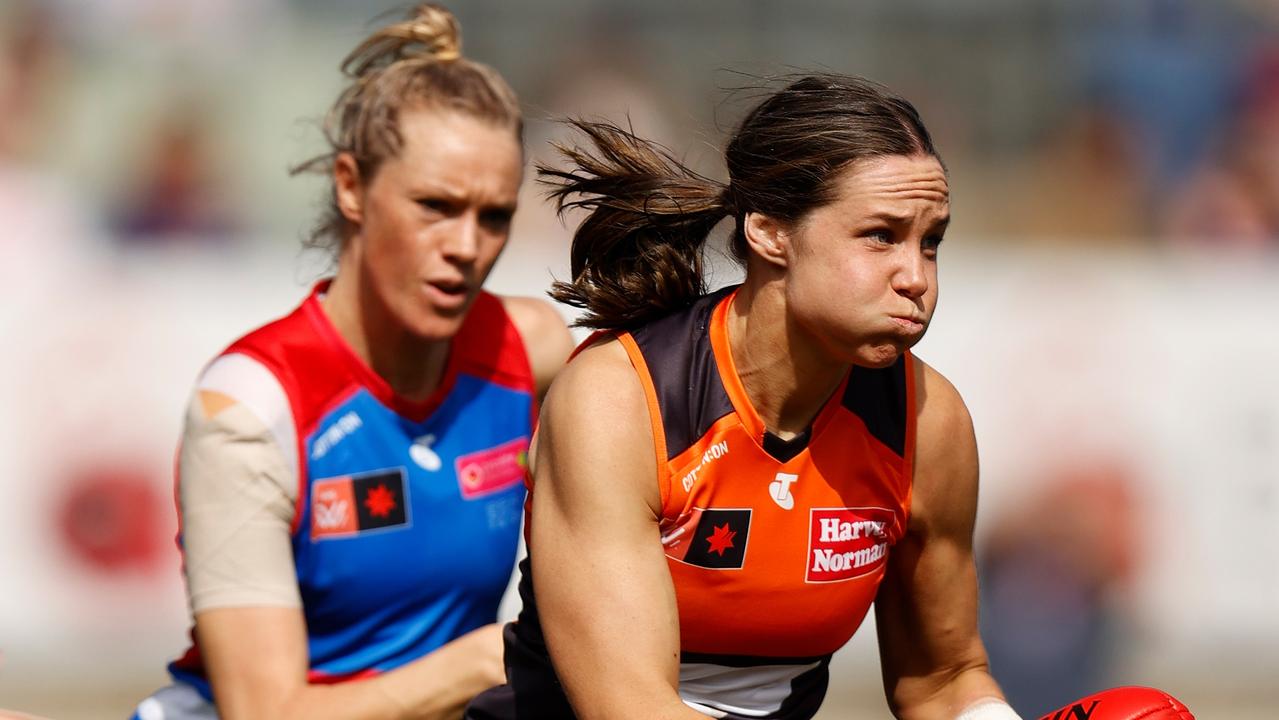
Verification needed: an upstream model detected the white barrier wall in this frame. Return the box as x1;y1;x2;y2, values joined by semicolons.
1;241;1276;715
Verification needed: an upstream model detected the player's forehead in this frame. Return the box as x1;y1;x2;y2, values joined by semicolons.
836;154;948;202
819;154;949;224
378;108;523;202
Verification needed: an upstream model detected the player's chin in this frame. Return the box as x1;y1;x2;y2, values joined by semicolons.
403;304;471;342
851;339;917;369
418;286;480;320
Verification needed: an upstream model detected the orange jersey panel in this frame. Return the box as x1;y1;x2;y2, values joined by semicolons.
473;287;918;720
618;287;914;659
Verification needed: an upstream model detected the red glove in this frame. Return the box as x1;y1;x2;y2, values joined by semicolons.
1036;686;1194;720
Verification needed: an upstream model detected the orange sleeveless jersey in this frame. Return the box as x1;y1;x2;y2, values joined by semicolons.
618;286;915;661
466;286;916;720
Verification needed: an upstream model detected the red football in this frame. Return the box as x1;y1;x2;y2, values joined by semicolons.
1037;686;1194;720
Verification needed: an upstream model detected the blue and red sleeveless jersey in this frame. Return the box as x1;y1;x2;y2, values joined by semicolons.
170;282;535;695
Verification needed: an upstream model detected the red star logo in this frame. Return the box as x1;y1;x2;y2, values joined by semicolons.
706;523;736;556
364;484;396;518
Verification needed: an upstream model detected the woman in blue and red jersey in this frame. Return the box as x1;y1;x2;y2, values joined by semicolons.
133;4;573;719
466;76;1021;720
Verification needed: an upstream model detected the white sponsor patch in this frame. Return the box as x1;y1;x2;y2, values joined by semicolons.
806;507;896;583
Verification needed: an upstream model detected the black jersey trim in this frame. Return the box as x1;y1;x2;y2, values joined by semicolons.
840;356;909;458
628;287;738;461
761;427;812;463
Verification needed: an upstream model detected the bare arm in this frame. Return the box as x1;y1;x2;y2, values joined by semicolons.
875;358;1007;720
501;295;575;401
529;339;709;720
197;608;502;720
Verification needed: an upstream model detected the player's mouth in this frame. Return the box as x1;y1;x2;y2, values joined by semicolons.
889;315;925;334
424;279;470;309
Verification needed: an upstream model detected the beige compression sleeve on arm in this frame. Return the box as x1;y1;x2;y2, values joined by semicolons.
179;353;302;612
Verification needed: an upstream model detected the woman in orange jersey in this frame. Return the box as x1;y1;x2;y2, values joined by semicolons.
466;75;1022;720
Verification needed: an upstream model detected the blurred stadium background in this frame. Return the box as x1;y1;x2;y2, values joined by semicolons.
2;0;1277;717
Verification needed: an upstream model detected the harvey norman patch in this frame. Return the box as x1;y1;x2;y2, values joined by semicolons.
454;436;529;500
806;507;896;582
661;507;751;570
311;468;409;540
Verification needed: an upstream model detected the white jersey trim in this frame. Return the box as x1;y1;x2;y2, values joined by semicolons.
135;682;217;720
678;660;822;718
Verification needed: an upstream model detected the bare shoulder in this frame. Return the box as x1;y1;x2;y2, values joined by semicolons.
913;355;972;435
536;335;660;513
498;295;575;398
541;335;646;431
500;295;567;336
910;355;978;535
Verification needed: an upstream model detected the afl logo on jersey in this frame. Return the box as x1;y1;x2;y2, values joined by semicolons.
409;433;442;471
806;507;895;582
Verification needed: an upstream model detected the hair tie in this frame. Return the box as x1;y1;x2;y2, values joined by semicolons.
719;186;739;216
406;19;460;61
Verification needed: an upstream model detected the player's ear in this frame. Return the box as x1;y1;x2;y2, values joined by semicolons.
742;212;789;269
334;152;364;226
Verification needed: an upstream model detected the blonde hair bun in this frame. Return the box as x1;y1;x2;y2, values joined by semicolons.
342;3;462;78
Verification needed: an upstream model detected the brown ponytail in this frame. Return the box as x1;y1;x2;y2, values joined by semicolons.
540;120;731;330
545;74;940;331
293;3;521;251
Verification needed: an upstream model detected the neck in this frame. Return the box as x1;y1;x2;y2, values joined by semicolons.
321;256;451;403
726;276;848;440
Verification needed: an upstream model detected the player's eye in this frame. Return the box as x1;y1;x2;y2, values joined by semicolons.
922;234;944;257
417;198;456;215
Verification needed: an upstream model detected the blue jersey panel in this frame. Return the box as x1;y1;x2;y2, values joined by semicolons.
295;372;531;677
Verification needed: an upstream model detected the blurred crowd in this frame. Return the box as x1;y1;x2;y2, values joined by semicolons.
4;0;1279;261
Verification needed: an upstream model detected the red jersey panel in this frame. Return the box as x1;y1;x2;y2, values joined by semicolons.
167;282;536;700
